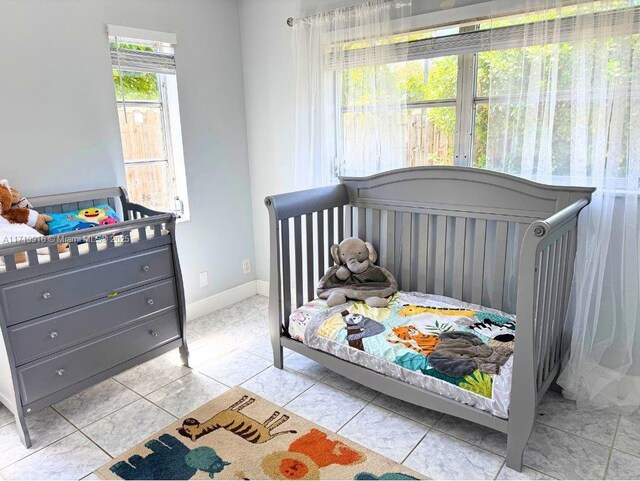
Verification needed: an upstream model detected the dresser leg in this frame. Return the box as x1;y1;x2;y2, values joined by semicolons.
179;344;190;368
15;409;31;448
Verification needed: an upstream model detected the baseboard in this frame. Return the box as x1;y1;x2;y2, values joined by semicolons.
186;280;262;321
256;279;269;296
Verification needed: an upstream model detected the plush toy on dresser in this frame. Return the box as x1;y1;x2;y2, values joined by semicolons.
0;179;52;264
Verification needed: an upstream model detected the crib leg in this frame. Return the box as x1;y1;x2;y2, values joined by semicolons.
272;339;284;369
505;410;535;472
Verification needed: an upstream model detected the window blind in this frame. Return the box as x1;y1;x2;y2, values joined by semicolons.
109;48;176;75
330;5;640;68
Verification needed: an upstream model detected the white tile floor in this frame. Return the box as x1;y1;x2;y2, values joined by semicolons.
0;294;638;480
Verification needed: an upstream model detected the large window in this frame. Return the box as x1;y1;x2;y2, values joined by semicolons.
110;30;189;218
337;4;638;176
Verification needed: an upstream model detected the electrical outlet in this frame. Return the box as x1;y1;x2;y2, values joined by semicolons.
242;258;251;274
199;271;208;288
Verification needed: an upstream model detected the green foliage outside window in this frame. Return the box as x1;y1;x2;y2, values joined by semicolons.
111;41;160;101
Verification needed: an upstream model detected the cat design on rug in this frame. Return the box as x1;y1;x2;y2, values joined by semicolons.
386;325;440;355
178;395;297;444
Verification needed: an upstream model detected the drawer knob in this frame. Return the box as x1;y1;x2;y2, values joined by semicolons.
147;298;155;306
56;369;65;376
42;292;52;300
142;265;150;272
49;331;59;339
150;330;159;337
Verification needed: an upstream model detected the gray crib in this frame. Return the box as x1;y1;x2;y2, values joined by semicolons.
265;166;594;471
0;187;189;447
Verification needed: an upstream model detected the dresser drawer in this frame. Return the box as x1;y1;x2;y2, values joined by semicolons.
17;311;180;405
9;279;177;366
1;247;174;325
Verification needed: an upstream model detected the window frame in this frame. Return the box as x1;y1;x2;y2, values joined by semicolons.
111;35;190;221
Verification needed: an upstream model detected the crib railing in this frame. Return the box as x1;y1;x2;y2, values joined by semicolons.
514;198;586;401
0;200;174;272
265;185;349;336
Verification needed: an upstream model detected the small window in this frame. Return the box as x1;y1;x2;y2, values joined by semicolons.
110;33;190;219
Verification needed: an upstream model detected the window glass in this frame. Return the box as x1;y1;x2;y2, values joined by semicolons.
343;56;457;105
117;105;166;161
113;70;160;102
125;162;173;212
473;100;573;176
404;106;456;165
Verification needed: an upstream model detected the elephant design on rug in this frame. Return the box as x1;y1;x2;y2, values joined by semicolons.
178;395;297;444
109;434;229;480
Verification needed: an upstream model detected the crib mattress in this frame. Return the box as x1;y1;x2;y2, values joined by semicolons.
289;291;515;419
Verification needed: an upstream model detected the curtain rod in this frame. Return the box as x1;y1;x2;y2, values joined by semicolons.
286;0;400;27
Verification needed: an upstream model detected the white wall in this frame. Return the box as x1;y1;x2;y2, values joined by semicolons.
238;0;523;284
0;0;256;304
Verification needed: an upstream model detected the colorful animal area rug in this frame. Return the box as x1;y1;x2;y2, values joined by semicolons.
95;387;424;480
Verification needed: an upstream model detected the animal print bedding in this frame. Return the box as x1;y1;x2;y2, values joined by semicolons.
288;291;516;418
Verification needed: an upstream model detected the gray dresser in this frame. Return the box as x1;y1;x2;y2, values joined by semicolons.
0;187;189;447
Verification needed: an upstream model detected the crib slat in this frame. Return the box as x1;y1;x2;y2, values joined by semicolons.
316;211;325;276
452;217;467;300
365;209;373;244
281;219;292;322
344;206;352;237
371;209;381;253
384;210;396;275
338;205;344;241
434;216;447;295
400;212;412;291
48;245;60;261
492;221;509;310
138;227;147;241
61;202;79;212
417;214;429;293
556;230;572;364
328;209;335;258
536;247;551;388
293;216;303;308
305;214;314;302
27;249;39;266
4;254;17;271
547;237;564;375
471;219;487;304
69;242;79;257
543;240;559;379
410;213;420;291
357;207;366;240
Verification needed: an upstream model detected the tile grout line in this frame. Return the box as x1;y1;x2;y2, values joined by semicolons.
52;394;141;433
602;415;621;480
0;429;80;475
535;416;619;449
50;405;115;462
400;428;431;466
493;460;506;480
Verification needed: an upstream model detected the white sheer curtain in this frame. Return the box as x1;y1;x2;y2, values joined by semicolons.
483;0;640;413
292;0;411;189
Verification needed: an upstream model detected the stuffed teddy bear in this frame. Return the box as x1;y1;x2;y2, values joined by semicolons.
0;180;52;264
317;237;398;307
